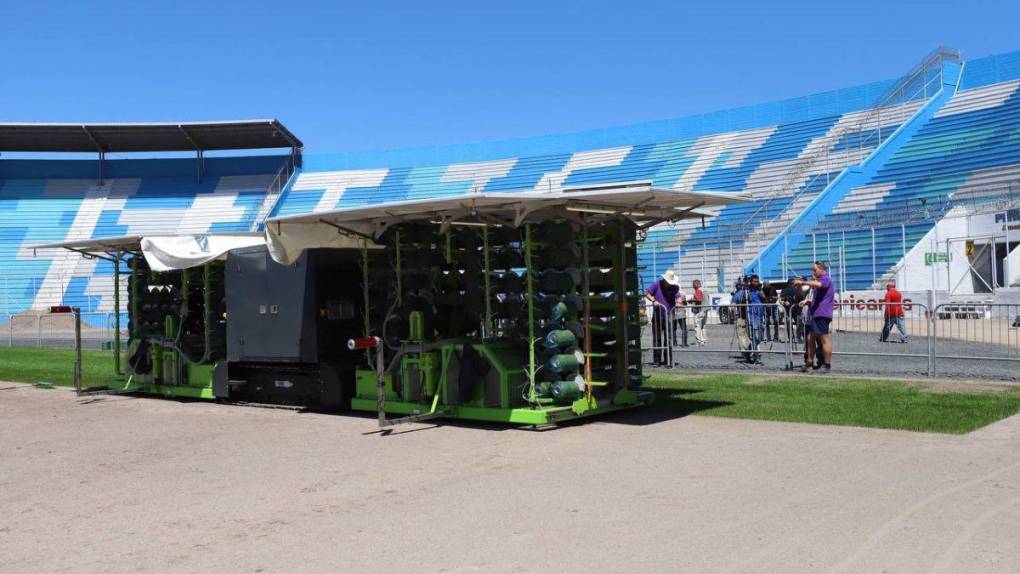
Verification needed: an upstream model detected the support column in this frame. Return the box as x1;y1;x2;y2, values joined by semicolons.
617;219;629;391
482;227;492;337
395;231;402;306
524;224;536;402
113;251;122;376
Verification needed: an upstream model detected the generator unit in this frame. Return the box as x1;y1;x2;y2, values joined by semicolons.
212;246;364;408
42;235;366;410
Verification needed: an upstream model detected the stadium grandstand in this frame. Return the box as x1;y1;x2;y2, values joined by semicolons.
3;46;1020;322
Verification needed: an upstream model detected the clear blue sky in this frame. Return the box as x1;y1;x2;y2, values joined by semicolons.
1;0;1016;155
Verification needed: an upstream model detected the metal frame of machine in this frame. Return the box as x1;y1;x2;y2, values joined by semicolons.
36;233;368;406
267;182;747;425
33;234;256;399
38;183;746;425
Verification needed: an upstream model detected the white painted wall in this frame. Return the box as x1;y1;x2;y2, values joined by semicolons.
1007;244;1020;287
897;209;971;294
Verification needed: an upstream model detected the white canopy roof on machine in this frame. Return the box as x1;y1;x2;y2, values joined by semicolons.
33;182;750;270
264;182;750;264
32;232;270;272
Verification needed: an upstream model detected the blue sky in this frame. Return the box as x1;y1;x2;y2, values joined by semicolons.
0;0;1016;155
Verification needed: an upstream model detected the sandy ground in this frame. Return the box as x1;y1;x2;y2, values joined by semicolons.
2;384;1020;574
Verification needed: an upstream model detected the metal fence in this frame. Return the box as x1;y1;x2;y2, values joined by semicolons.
932;303;1020;376
3;301;1018;381
642;300;1020;381
0;312;125;351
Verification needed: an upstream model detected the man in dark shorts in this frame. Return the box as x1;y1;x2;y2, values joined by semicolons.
796;261;834;372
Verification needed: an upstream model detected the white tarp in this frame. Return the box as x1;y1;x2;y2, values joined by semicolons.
264;222;374;265
140;234;267;271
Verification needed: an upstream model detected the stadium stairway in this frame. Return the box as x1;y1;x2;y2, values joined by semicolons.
649;62;970;292
751;60;964;286
763;66;1020;290
648;97;921;292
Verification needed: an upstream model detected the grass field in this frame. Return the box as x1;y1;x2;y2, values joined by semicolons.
2;347;1019;434
644;371;1020;434
0;347;121;388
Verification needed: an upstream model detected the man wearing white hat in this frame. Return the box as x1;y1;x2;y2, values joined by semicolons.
645;270;680;368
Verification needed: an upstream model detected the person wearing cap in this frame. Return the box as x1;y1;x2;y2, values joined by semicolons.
880;280;908;343
645;270;680;367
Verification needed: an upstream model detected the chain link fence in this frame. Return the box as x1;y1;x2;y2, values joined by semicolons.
0;312;124;351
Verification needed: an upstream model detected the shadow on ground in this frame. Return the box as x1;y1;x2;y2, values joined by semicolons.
585;387;733;426
63;385;729;431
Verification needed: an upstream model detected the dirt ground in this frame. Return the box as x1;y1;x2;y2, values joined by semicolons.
2;384;1020;574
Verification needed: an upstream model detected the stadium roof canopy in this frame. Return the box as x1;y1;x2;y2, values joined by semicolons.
0;119;302;153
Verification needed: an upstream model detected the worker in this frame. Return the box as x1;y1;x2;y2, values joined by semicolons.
880;280;908;343
732;275;766;364
796;261;834;372
646;270;680;367
690;279;708;346
762;280;780;342
780;277;805;344
674;287;689;347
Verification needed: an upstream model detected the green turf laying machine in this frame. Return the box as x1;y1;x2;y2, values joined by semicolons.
41;183;743;425
266;183;743;425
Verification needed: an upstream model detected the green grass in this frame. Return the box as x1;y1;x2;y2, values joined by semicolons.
643;372;1020;434
2;348;1018;434
0;347;121;388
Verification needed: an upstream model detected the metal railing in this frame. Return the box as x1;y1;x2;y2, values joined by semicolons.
643;184;1020;293
735;48;959;236
670;48;961;284
641;298;1020;380
1;312;125;351
250;153;298;229
932;303;1020;375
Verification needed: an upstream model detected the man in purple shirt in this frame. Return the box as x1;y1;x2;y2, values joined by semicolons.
645;270;680;368
795;261;834;372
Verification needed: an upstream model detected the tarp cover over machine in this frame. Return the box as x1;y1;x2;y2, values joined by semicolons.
266;182;747;425
34;231;368;404
33;232;265;398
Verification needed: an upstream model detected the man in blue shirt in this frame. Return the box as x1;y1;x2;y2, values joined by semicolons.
732;275;766;364
795;261;834;372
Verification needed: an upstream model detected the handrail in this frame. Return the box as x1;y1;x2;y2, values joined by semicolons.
250;154;297;230
733;47;961;241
